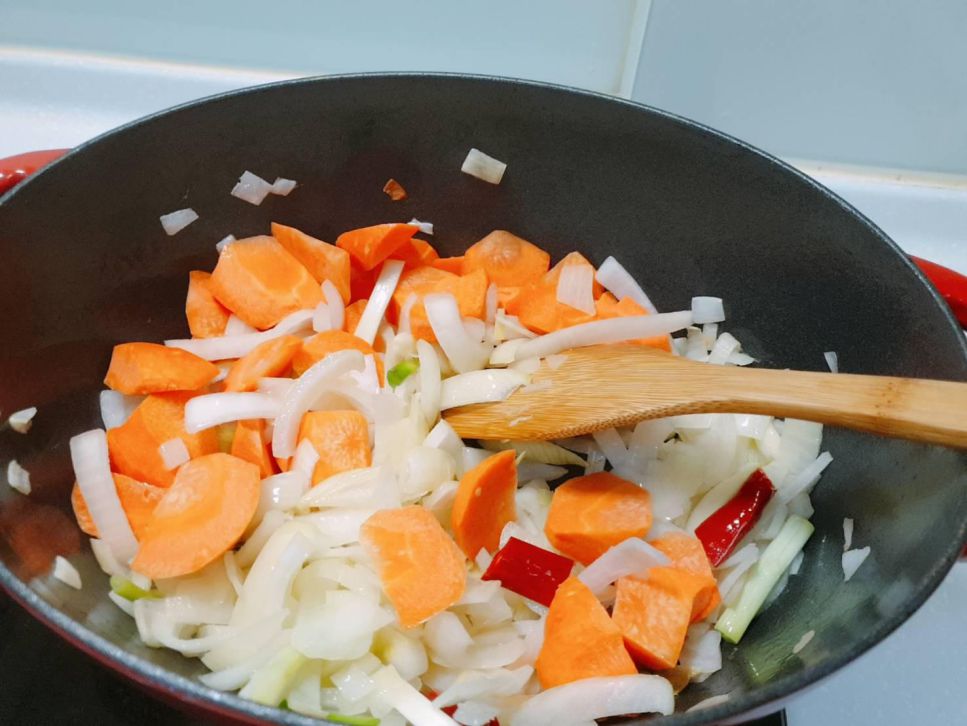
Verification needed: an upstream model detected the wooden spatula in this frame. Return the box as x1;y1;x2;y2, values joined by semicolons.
444;345;967;446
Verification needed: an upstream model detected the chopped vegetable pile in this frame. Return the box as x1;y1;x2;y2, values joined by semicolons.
67;216;832;724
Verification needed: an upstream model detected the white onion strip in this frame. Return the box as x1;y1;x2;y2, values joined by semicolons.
8;407;37;434
578;538;669;596
355;260;404;345
461;148;506;185
556;264;596;315
824;351;839;373
165;309;313;361
6;460;30;495
231;171;273;205
53;556;82;589
184;393;280;434
159;208;198;236
440;370;528;410
509;675;674;725
595;256;658;314
514;312;692;361
691;296;725;324
417;339;442;423
321;280;345;330
311;303;332;333
158;438;190;470
425;293;491;373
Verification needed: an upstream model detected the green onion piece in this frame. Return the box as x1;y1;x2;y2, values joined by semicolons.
109;575;157;601
325;714;380;726
387;358;420;388
715;515;814;644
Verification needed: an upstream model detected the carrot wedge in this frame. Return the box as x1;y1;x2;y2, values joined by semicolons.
432;256;465;275
515;253;600;334
186;270;230;338
336;223;418;272
595;293;671;352
71;474;165;540
612;566;711;670
451;449;517;559
209;235;322;329
224;335;301;392
104;342;219;395
271;222;351;304
231;419;276;478
131;453;261;579
298;410;371;484
463;230;550;287
536;576;637;688
544;472;652;565
361;506;466;628
651;532;721;622
390;238;439;269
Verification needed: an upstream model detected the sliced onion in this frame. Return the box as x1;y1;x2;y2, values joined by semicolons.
707;332;740;365
400;447;454;499
166;309;313;361
485;283;499;324
416;339;442;424
433;666;533;708
159;208;198;236
595;256;658;314
481;440;585;467
311;303;332;333
425;293;491;373
90;538;125;576
270;177;297;196
370;666;458;726
216;234;236;253
687;694;731;712
461;148;506;185
510;675;674;725
591;428;629;471
494;311;537;341
578;538;670;595
489;339;527;367
322;280;345;330
843;517;854;551
408;218;434;235
99;390;141;430
291;438;320;481
842;546;870;582
424;420;465;475
7;406;37;434
778;451;833;503
514;312;691;360
347;354;382;394
231;526;313;627
256;471;309;522
440;370;528;410
225;314;258;336
184;392;280;434
824;350;839;373
158;437;190;470
517;461;567;481
691;296;725;324
52;556;82;589
293;589;392;660
680;625;722;678
301;466;399;510
231;171;273;205
398;293;419;336
556;264;596;315
6;459;30;495
70;429;138;563
734;414;771;440
272;349;365;458
355;260;404;345
793;629;815;654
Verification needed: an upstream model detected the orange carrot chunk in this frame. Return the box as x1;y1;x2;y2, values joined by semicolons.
544;472;653;565
186;270;230;338
104;342;219;396
432;256;465;275
651;532;721;622
107;392;219;488
595;293;672;352
515;253;600;334
209;235;322;329
536;576;637;689
390;238;439;269
131;453;260;579
361;505;466;628
292;329;378;377
451;449;517;559
463;230;550;287
224;335;301;393
382;178;408;201
336;223;418;272
71;474;165;540
230;419;277;478
271;222;352;304
298;410;371;485
612;566;711;670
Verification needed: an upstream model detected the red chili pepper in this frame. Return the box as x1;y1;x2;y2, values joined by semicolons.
0;149;69;196
482;536;574;607
911;256;967;329
695;468;776;567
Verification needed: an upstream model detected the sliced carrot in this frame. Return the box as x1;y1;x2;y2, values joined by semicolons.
231;419;276;478
292;329;380;378
224;335;301;393
382;178;408;201
544;472;652;565
271;222;351;303
361;505;466;628
463;230;550;287
104;342;219;396
298;410;371;484
71;474;165;540
390;238;439;269
186;270;230;338
450;450;517;559
515;253;600;334
209;235;322;329
349;262;379;303
651;532;721;622
536;576;637;688
335;223;418;272
131;453;260;579
391;267;488;342
612;566;710;670
595;293;671;352
432;256;465;275
497;286;522;313
107;392;219;488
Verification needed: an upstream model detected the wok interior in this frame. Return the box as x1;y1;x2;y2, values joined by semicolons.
0;75;965;723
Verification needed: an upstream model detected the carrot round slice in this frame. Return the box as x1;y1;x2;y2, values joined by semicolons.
104;342;219;395
536;576;637;689
224;335;301;392
544;472;652;565
298;410;371;484
292;330;378;377
209;235;322;329
463;230;550;287
336;223;418;272
231;419;277;478
71;474;165;540
451;449;517;559
651;532;721;622
131;453;260;579
186;270;230;338
361;505;466;628
271;222;351;304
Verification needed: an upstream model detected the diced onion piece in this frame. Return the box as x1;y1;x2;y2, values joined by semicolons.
579;538;670;596
485;283;498;324
494;311;537;341
159;208;198;236
321;280;345;331
158;438;190;470
440;370;528;410
7;406;37;434
556;264;595;315
425;293;491;373
270;177;297;196
680;626;722;677
70;429;138;563
793;629;815;654
184;393;280;434
514;312;692;361
417;339;442;423
408;218;434;235
595;256;658;314
842;547;870;582
6;459;30;495
691;296;725;324
509;675;674;725
355;260;404;345
166;309;313;361
371;666;458;726
216;234;236;252
52;556;82;589
99;390;140;430
424;420;464;474
461;148;506;185
231;171;273;205
591;428;628;471
778;451;833;503
311;303;331;333
272;350;365;458
824;351;839;373
489;339;526;367
225;314;258;335
843;517;854;551
707;332;740;365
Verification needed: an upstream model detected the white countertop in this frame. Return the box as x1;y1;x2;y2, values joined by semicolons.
2;46;965;725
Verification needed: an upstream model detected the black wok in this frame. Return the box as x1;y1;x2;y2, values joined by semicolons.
0;74;965;725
